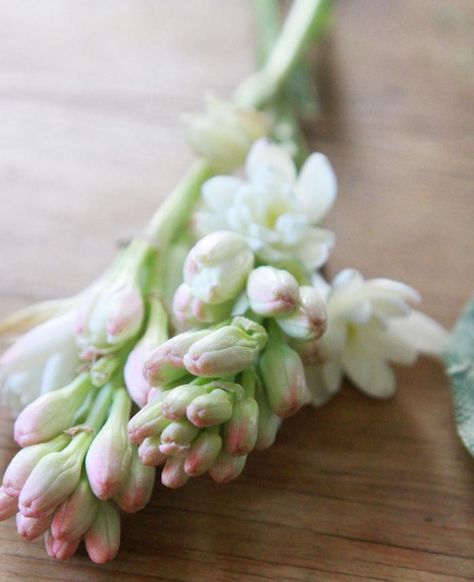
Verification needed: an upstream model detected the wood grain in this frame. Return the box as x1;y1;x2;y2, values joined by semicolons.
1;0;474;580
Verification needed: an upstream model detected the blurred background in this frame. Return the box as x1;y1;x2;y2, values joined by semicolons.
0;1;473;579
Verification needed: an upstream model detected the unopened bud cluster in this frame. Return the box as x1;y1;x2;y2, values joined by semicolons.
124;242;328;487
0;378;154;563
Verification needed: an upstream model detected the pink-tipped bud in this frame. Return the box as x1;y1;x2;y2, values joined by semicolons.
84;502;121;564
86;389;132;500
2;434;69;497
16;512;51;541
184;231;254;305
224;397;259;456
276;286;327;341
138;436;167;467
183;317;267;377
84;282;145;349
184;429;222;477
247;267;299;317
51;478;99;541
161;457;190;489
172;283;233;325
127;398;170;445
0;486;17;520
124;340;153;407
186;389;234;428
161;420;199;448
19;434;89;518
14;375;92;447
254;381;281;451
45;530;81;561
143;329;210;384
115;447;156;513
259;335;310;418
209;451;247;484
161;384;208;420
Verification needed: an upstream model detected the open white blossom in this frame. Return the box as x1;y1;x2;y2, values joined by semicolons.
307;270;448;403
195;139;337;269
0;311;79;415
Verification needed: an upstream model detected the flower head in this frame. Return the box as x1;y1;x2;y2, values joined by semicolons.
311;270;448;402
195;139;337;268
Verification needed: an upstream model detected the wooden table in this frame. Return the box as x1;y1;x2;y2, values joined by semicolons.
1;1;474;580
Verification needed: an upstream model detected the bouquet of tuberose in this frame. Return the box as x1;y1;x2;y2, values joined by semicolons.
0;0;447;563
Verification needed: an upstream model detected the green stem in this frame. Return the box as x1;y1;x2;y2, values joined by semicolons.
144;160;212;246
235;0;329;108
253;0;282;64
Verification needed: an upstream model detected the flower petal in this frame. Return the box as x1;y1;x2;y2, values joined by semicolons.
342;344;396;399
201;176;242;212
293;227;335;269
305;362;342;407
245;139;296;184
296;153;337;223
388;310;448;358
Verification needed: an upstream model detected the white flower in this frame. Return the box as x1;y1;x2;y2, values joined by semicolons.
0;311;79;415
195;139;337;269
307;270;448;403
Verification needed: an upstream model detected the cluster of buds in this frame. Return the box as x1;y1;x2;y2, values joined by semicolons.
124;232;328;487
0;378;155;562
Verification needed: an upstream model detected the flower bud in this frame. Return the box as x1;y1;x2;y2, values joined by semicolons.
161;457;190;489
184;428;222;477
160;420;199;457
84;502;121;564
172;283;233;325
86;388;132;500
209;451;247;484
16;512;51;541
186;389;234;428
128;398;170;445
259;332;311;418
224;396;259;456
51;477;99;541
45;530;80;561
247;267;299;317
184;231;254;305
144;329;210;384
115;447;155;513
183;317;267;377
0;486;17;520
2;434;69;497
124;340;153;407
287;337;321;365
83;281;144;349
14;374;92;447
19;433;90;518
276;286;327;341
187;95;268;171
125;294;169;407
254;378;281;451
91;355;120;388
161;384;209;420
138;436;167;466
